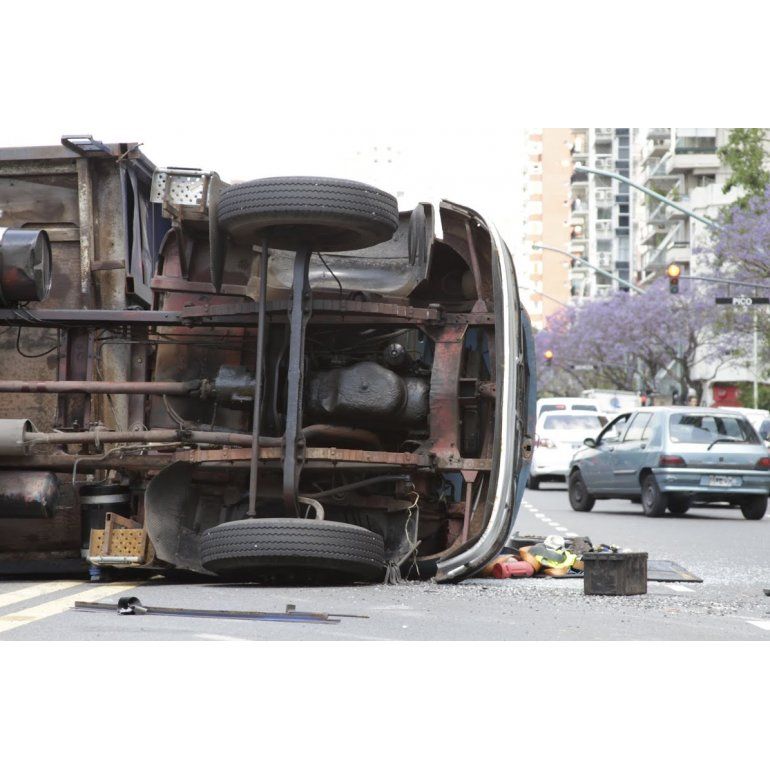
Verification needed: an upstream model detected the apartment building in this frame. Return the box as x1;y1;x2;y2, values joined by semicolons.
570;128;752;292
520;128;572;329
633;128;739;282
568;128;633;300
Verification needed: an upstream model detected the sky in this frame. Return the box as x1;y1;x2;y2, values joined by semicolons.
1;1;764;255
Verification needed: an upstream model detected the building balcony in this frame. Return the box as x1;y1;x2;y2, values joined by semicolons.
641;222;667;244
666;244;691;264
665;195;689;221
647;128;670;139
665;152;720;175
640;137;671;164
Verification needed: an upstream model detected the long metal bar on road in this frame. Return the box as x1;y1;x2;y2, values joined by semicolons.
574;164;722;230
534;243;645;294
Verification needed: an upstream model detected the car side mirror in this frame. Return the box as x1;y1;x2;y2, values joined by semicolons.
583;437;597;448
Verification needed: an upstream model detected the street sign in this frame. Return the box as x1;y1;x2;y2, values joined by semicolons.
715;296;770;306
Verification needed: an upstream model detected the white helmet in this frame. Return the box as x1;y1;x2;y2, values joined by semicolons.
544;534;566;551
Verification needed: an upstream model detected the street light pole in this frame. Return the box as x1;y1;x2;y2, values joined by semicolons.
534;243;645;294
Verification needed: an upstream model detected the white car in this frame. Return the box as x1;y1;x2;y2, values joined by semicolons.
528;411;607;489
535;397;602;421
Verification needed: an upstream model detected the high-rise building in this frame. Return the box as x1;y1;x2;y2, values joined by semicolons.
520;128;572;329
632;128;741;282
568;128;632;300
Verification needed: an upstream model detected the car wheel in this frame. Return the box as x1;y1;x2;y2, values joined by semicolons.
526;475;540;490
641;474;667;517
200;518;386;583
667;495;691;515
568;471;595;512
217;177;399;252
740;496;767;520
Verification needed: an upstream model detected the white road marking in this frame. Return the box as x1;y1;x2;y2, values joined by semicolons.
0;582;141;634
196;633;252;642
555;526;569;532
665;584;695;593
747;620;770;631
0;581;82;610
534;513;546;519
565;532;579;537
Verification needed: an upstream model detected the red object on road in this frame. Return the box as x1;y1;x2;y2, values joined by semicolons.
492;560;535;579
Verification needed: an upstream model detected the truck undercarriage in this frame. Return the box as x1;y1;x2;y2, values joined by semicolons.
0;138;534;583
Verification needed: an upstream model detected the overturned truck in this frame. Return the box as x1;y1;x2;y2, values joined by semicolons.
0;137;535;583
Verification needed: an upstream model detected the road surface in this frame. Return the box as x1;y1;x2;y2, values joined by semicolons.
1;482;768;640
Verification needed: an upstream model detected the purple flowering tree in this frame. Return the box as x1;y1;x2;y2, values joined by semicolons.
709;187;770;281
536;279;751;401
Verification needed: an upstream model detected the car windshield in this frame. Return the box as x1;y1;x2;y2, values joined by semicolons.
543;414;604;431
668;413;759;444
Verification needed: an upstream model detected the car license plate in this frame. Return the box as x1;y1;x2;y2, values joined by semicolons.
704;475;741;488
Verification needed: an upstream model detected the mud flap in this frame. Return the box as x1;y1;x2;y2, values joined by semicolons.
144;462;214;574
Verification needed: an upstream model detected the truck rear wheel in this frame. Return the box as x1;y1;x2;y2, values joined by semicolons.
200;518;386;582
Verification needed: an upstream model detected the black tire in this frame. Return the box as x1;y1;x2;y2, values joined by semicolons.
568;471;595;512
741;496;767;520
200;518;386;582
641;474;667;517
526;475;540;490
217;177;399;252
667;495;691;515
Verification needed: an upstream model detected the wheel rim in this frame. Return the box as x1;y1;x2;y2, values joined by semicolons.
643;482;655;508
572;478;584;503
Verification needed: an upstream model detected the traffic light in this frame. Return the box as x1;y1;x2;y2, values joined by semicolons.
667;263;681;294
544;349;554;367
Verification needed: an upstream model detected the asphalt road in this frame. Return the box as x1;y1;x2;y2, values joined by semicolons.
1;483;769;641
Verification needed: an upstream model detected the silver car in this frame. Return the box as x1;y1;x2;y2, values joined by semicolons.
568;407;770;519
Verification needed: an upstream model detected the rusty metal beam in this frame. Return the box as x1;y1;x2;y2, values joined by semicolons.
0;379;203;395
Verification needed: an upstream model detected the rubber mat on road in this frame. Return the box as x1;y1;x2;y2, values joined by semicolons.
647;560;702;583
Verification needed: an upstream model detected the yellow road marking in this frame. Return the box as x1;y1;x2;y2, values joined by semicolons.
0;581;82;610
0;582;141;635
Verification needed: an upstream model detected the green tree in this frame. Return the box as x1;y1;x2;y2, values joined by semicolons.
717;128;770;206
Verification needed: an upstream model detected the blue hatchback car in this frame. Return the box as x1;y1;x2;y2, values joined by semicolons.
567;407;770;519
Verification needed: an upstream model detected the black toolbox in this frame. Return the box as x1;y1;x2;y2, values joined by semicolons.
582;552;648;596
